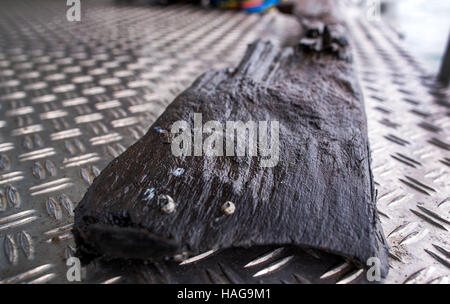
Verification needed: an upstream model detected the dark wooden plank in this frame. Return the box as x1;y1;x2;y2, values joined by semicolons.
73;0;389;277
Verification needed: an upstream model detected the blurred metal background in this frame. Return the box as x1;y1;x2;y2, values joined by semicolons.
0;0;448;283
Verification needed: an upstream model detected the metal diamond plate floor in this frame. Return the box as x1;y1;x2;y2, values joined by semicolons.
0;0;448;284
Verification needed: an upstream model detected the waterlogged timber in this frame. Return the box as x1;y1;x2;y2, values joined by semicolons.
170;113;280;167
73;0;389;277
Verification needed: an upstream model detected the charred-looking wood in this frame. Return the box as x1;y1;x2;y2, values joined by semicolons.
277;0;350;60
73;0;389;277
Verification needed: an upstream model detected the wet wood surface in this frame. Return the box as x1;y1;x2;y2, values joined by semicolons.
73;0;389;276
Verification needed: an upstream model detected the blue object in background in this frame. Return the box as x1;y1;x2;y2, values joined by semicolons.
244;0;279;12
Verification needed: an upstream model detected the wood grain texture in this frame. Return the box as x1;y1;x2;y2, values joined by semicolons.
73;0;389;277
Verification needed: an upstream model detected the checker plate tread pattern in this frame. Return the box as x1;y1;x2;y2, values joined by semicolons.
0;0;448;284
